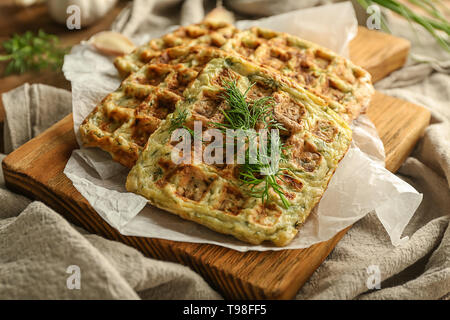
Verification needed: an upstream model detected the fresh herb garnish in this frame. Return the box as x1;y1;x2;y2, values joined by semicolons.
212;81;272;130
169;108;197;136
215;80;291;209
0;29;68;75
239;143;291;209
169;109;189;134
356;0;450;52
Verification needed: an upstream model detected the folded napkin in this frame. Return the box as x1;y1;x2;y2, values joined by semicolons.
2;84;72;153
0;84;220;299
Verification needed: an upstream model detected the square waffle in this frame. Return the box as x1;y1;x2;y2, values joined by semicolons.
114;25;373;124
80;46;227;168
125;56;352;246
222;27;374;123
114;21;238;78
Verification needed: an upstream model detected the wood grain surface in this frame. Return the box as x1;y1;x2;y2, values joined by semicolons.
367;92;430;172
349;27;410;83
0;6;429;300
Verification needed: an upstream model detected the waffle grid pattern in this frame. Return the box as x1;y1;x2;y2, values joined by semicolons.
125;56;352;246
80;47;226;168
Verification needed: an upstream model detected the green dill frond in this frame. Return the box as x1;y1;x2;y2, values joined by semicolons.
356;0;450;52
214;80;291;209
169;109;189;134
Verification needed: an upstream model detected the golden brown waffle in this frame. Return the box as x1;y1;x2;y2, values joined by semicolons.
222;27;374;123
80;46;227;168
114;21;238;78
126;56;352;246
81;23;375;245
115;24;373;123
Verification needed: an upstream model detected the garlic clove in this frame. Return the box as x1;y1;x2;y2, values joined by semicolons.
203;7;235;24
89;31;135;56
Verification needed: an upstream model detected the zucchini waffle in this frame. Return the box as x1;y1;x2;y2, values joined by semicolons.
80;46;227;168
125;56;352;246
115;25;373;123
222;27;373;123
114;21;238;78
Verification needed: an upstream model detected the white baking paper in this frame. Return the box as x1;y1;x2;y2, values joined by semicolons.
62;2;422;251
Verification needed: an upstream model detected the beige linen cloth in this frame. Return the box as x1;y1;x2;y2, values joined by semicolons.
0;0;448;299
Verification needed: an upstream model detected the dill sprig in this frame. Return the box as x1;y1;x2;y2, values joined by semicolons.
357;0;450;52
239;137;291;209
214;80;291;209
169;109;189;133
212;81;272;130
0;29;69;75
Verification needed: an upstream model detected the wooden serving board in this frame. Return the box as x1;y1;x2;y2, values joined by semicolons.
2;28;430;299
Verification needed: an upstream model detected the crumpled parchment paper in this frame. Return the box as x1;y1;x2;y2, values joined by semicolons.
63;2;422;252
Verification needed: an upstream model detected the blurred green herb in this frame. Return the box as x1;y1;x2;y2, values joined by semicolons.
0;29;69;75
357;0;450;52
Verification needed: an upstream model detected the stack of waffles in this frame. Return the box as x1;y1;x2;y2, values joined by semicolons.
79;20;374;246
